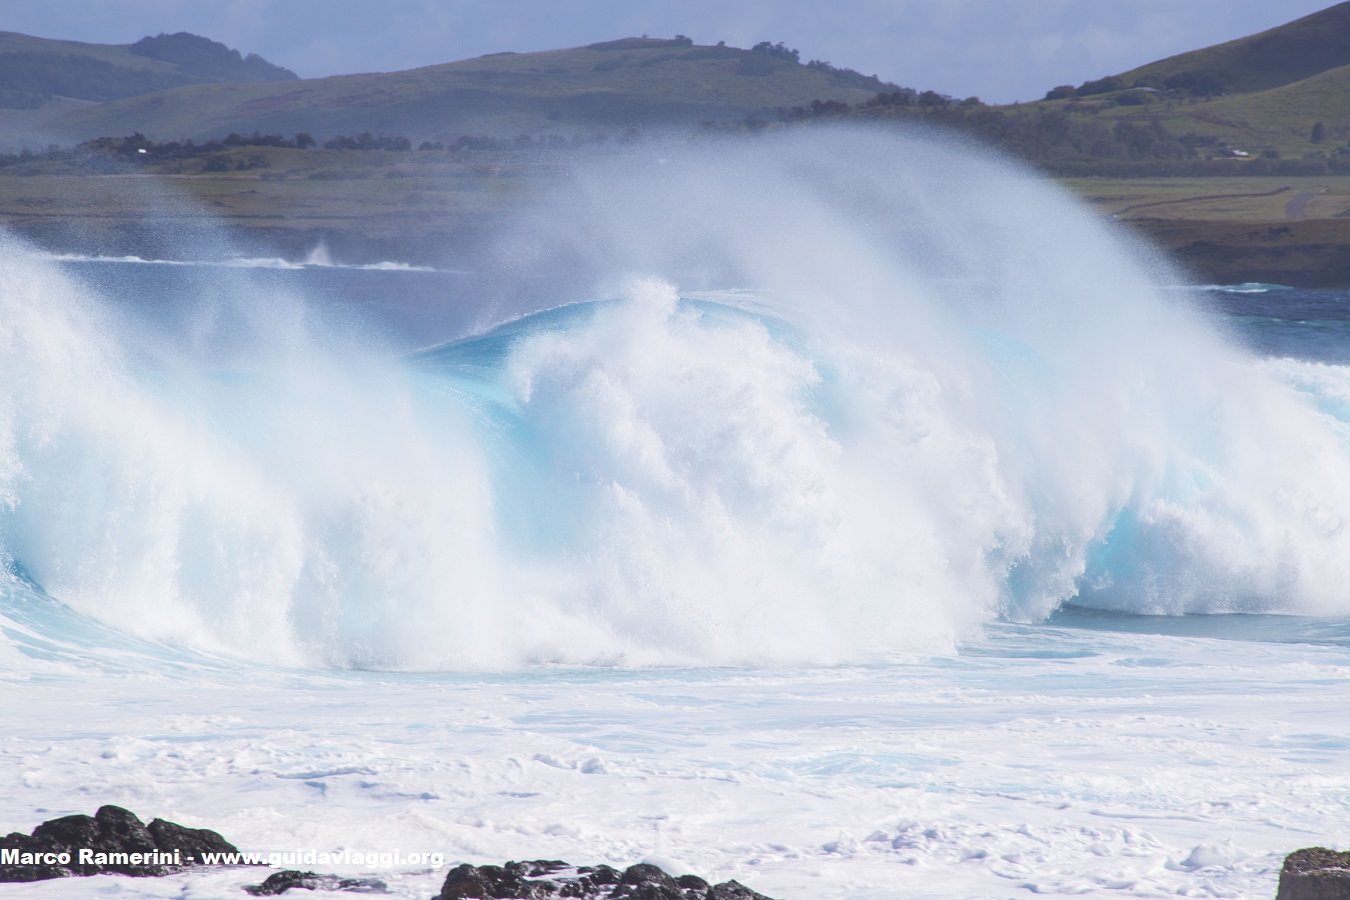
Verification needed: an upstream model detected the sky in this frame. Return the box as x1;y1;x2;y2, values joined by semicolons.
0;0;1337;103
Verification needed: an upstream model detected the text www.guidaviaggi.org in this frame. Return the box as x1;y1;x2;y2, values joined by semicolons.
201;849;446;868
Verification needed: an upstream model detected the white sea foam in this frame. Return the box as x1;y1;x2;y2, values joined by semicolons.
0;619;1345;899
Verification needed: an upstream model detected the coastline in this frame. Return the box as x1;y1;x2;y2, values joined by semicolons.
1129;218;1350;289
9;216;1350;289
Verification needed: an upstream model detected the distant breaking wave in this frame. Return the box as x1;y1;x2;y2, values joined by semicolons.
1199;282;1292;294
4;128;1350;670
43;251;449;273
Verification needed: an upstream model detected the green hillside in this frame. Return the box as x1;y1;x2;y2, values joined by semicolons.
1150;62;1350;151
947;4;1350;170
47;38;896;143
1021;58;1350;163
1105;1;1350;96
0;31;295;109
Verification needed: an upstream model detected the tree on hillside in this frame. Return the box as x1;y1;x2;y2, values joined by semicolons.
1076;76;1124;96
751;41;800;62
1163;71;1224;97
1312;122;1327;144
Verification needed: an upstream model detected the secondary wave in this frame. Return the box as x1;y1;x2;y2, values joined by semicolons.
41;251;445;273
3;127;1350;670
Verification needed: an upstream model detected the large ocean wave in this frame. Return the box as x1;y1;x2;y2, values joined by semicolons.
3;128;1350;670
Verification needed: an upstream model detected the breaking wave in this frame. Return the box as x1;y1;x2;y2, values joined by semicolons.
3;128;1350;670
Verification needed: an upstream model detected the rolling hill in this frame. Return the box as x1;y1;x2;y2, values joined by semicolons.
43;38;897;144
1146;62;1350;152
1001;2;1350;164
1112;1;1350;96
1027;51;1350;162
0;31;298;151
0;31;296;108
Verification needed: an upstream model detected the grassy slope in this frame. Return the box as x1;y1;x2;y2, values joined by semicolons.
0;31;295;98
1200;64;1350;146
0;145;577;265
0;30;298;151
1061;173;1350;285
1010;3;1350;160
50;41;892;142
1115;1;1350;94
0;31;176;75
1023;60;1350;161
0;157;508;227
1062;175;1350;220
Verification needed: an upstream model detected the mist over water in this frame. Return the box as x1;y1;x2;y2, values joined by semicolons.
4;127;1350;670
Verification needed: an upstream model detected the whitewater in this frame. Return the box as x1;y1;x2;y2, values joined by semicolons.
1;129;1348;898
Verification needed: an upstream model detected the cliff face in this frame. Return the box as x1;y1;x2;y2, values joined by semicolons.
1130;219;1350;288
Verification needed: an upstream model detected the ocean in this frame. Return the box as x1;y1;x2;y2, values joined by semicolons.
1;131;1348;899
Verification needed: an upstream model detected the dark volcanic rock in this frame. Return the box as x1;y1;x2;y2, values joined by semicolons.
676;876;710;894
708;881;774;900
0;805;238;882
1278;847;1350;900
612;863;685;900
244;869;388;895
616;864;678;895
147;816;239;859
436;860;779;900
438;860;570;898
565;864;623;896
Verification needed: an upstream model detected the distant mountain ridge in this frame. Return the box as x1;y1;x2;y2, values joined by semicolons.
129;33;296;83
43;37;899;144
0;30;296;109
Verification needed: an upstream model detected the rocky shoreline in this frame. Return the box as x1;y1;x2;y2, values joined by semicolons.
434;860;772;900
3;806;1347;898
0;804;237;881
1;807;780;898
1127;218;1350;289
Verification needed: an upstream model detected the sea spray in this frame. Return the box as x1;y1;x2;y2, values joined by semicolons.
0;239;501;668
513;128;1350;620
3;127;1350;669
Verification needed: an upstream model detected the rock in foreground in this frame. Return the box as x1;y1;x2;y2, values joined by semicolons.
1278;847;1350;900
0;805;237;882
437;860;778;900
244;869;388;895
